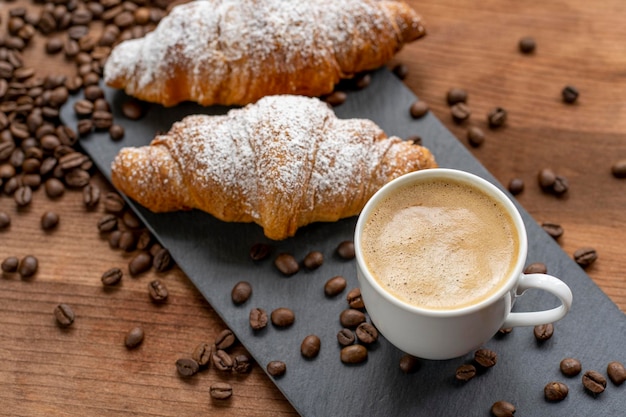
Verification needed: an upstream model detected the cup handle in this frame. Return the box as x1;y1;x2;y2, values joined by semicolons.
501;273;573;328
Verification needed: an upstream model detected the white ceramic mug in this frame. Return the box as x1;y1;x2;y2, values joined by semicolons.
354;168;573;360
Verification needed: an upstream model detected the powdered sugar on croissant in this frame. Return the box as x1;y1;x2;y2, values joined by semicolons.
111;95;436;240
103;0;426;107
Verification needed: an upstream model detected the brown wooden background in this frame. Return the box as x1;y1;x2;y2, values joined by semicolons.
1;0;625;415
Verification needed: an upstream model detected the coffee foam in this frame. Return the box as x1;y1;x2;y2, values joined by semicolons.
361;179;519;310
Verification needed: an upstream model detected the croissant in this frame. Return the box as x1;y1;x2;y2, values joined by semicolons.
110;95;437;240
103;0;426;107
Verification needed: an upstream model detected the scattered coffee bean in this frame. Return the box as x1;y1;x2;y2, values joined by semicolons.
324;275;347;297
346;287;365;309
122;211;141;229
582;370;607;395
355;322;378;344
336;240;355;259
249;242;271;261
214;329;236;350
192;342;213;368
399;354;420;374
467;126;485;147
136;231;153;251
118;231;136;252
152;248;172;272
209;382;233;400
50;302;75;329
303;250;324;270
340;344;368;364
392;64;409;80
0;211;11;229
274;253;299;276
82;183;100;208
101;267;123;286
121;99;146;120
231;281;252;305
109;231;121;249
451;102;471;123
340;309;366;328
534;323;554;341
562;85;579;104
324;91;347;107
508;178;524;195
271;307;295;327
2;256;19;273
407;135;422;145
212;349;234;372
519;36;536;54
104;192;125;213
447;88;468;105
455;364;477;381
552;175;569;194
18;255;38;278
337;328;355;347
409;100;429;119
538;168;557;190
249;308;268;330
524;262;547;274
267;360;286;377
176;358;200;377
301;334;321;359
474;348;497;368
125;327;144;349
41;211;59;230
541;222;563;239
14;185;32;206
491;400;516;417
233;354;252;373
498;327;513;336
611;159;626;178
148;279;168;303
128;252;152;276
607;361;626;385
487;107;507;128
560;357;582;377
109;124;124;141
573;247;597;268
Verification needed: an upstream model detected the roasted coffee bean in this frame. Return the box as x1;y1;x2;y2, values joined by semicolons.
399;354;420;374
209;382;233;400
409;100;429;119
301;334;321;358
22;158;41;174
176;358;200;377
2;256;19;273
82;183;100;208
346;287;365;309
474;348;498;368
74;99;94;117
324;91;347;107
121;211;141;229
524;262;547;274
64;168;90;188
54;303;75;327
212;349;233;371
274;253;299;276
552;175;569;194
77;119;93;136
303;250;324;270
4;176;22;195
498;327;513;336
108;230;122;249
324;275;347;297
607;361;626;385
109;124;124;140
97;214;118;233
149;243;163;257
92;110;113;130
340;309;366;328
544;381;569;402
538;168;557;189
340;344;368;364
191;342;213;368
148;279;168;303
249;308;268;330
451;102;471;123
446;88;468;105
355;322;378;344
22;174;41;189
519;36;536;54
407;135;422;145
562;85;579;104
573;247;597;268
507;178;524;195
215;329;236;350
40;134;61;152
455;364;476;381
93;99;111;112
101;267;123;286
41;211;59;230
541;222;563;239
487;107;507;128
233;354;252;373
14;185;32;206
84;85;104;101
125;327;144;349
336;240;355;259
249;242;271;261
136;231;153;250
231;281;252;305
392;63;409;80
152;248;172;272
129;252;152;276
560;357;582;376
271;307;295;327
611;159;626;178
534;323;554;341
104;192;125;213
0;211;11;229
491;401;516;417
266;360;286;377
337;328;355;347
467;126;485;147
582;370;607;394
121;99;145;120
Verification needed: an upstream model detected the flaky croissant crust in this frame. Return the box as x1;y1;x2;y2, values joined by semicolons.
103;0;426;107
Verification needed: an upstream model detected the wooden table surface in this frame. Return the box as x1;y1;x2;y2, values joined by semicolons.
1;0;625;415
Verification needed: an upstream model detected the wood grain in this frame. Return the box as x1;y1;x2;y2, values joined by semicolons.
1;0;625;416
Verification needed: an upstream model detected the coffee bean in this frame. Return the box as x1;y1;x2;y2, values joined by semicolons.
271;307;295;327
121;99;145;120
337;328;355;347
541;222;563;239
336;240;355;259
73;99;94;117
560;357;582;377
231;281;252;305
212;349;233;372
302;250;324;270
41;211;59;230
340;309;366;328
474;348;497;368
607;361;626;385
519;36;536;54
446;88;468;105
392;64;409;80
2;256;19;273
148;279;168;303
451;102;471;123
128;252;152;276
101;267;122;286
562;85;579;104
191;342;213;368
455;364;476;381
14;185;32;206
249;308;268;330
152;248;172;272
497;327;513;336
353;73;371;90
267;360;286;377
54;303;75;327
176;358;200;377
582;370;607;395
538;168;556;189
324;91;347;107
340;344;368;364
125;327;144;349
487;107;507;128
104;192;125;213
209;382;233;400
233;354;252;373
409;100;429;119
355;322;378;344
524;262;547;274
110;231;122;248
249;242;271;261
109;124;124;140
97;214;118;233
552;175;569;194
324;276;347;297
543;381;568;402
573;247;597;268
274;253;299;276
77;119;93;136
82;183;100;208
300;334;321;359
399;354;420;374
467;126;485;147
611;159;626;178
136;231;153;250
0;211;11;229
491;400;516;417
534;323;554;341
407;135;422;145
92;110;113;130
346;287;365;309
18;255;37;277
507;178;524;195
121;211;141;229
64;168;90;188
214;329;236;350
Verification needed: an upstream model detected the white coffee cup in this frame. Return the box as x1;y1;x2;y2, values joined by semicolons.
354;168;573;360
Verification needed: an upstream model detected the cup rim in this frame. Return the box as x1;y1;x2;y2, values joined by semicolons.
354;168;529;317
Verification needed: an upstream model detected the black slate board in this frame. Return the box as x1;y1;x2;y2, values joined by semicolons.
61;69;626;416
